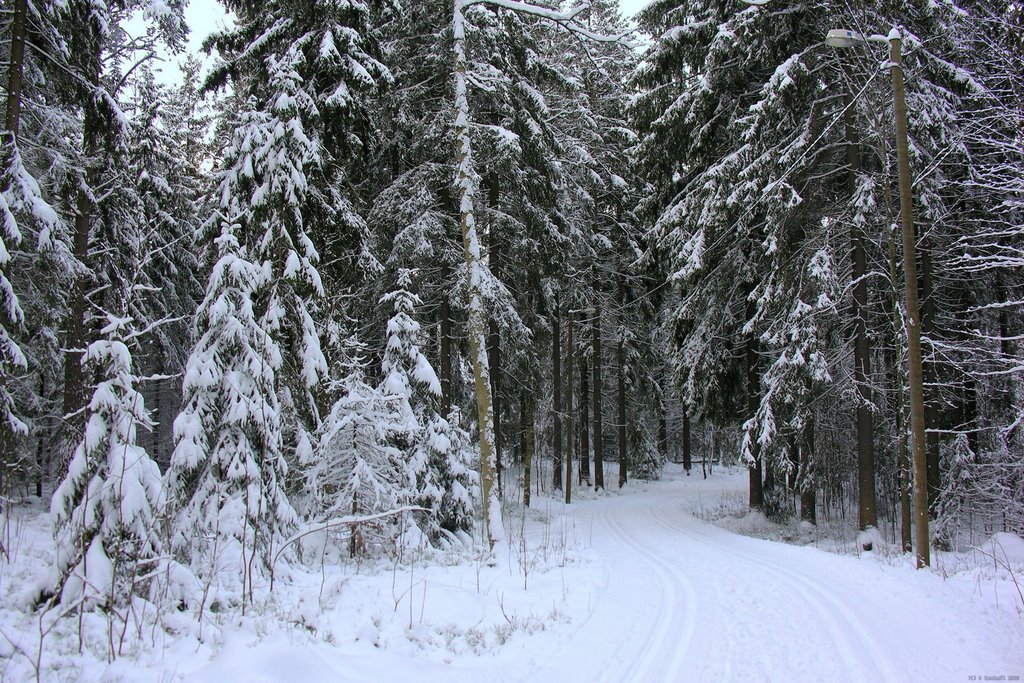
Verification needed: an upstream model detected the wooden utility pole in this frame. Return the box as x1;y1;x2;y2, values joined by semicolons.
890;32;930;567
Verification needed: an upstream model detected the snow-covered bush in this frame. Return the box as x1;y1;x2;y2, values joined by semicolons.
308;367;406;545
934;434;977;551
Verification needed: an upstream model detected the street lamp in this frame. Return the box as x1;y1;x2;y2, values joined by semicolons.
826;27;931;569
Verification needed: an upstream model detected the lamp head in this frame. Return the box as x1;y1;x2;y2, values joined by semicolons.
824;29;864;48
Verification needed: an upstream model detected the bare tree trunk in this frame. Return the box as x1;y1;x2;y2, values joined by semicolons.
565;308;574;504
616;337;626;489
440;265;452;417
32;374;45;497
884;197;914;553
682;409;692;475
658;400;668;461
4;0;27;138
800;419;817;525
746;299;763;509
62;165;99;468
487;166;503;497
920;241;941;513
896;365;912;552
580;355;590;486
552;298;562;490
847;90;878;531
452;3;502;546
592;295;604;491
522;392;533;507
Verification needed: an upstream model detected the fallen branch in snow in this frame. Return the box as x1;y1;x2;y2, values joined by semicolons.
272;506;432;568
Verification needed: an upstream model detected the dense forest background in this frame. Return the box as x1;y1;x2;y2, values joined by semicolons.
0;0;1021;611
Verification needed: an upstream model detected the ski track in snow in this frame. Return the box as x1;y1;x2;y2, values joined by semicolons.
597;501;700;683
645;501;901;683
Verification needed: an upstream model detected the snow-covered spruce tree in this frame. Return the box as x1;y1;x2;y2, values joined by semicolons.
0;142;53;465
379;271;441;448
0;0;65;494
452;1;634;524
58;0;186;468
560;0;664;488
364;0;465;424
633;0;780;510
201;0;392;481
171;0;391;589
48;314;163;608
633;0;854;516
119;66;204;467
168;227;293;605
379;270;478;541
954;1;1024;535
897;0;1024;537
416;409;478;540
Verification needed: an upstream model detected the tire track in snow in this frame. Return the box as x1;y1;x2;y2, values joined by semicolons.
646;503;903;683
596;502;701;683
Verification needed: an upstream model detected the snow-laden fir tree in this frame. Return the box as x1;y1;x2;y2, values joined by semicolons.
215;49;328;465
305;271;477;550
379;270;442;445
414;409;478;541
0;0;63;490
379;269;476;541
48;315;163;608
119;66;205;466
0;141;55;450
57;0;186;466
632;0;848;513
167;228;294;603
201;0;394;479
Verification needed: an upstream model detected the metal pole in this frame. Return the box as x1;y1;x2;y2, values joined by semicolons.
889;31;930;568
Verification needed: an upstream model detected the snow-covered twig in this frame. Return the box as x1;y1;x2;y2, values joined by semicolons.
972;544;1024;611
462;0;636;46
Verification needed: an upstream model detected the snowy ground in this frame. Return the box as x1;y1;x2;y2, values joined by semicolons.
1;464;1022;682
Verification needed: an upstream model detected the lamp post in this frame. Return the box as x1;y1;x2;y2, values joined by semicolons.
826;28;930;568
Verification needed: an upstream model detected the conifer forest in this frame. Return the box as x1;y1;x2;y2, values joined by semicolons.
0;0;1021;680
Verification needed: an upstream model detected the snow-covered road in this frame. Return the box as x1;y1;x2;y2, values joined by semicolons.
184;468;1023;683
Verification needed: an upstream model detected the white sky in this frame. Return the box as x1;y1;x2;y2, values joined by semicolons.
144;0;651;85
